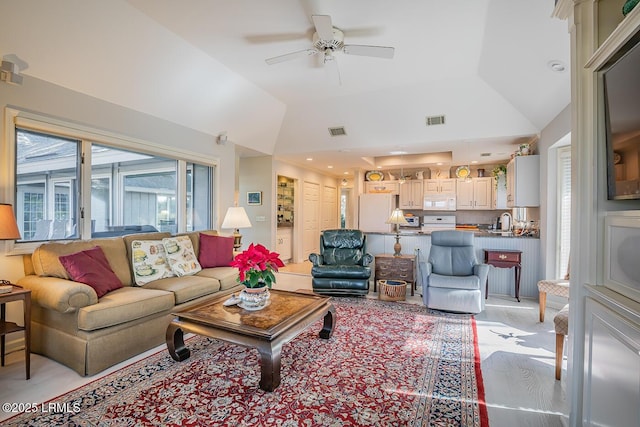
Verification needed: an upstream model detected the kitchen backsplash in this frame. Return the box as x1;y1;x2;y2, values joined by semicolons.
403;207;540;228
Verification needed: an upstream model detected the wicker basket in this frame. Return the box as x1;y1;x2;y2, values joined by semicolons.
378;280;407;301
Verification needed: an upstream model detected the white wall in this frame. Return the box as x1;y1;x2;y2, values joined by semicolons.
537;104;571;280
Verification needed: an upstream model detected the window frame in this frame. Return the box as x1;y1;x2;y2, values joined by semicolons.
3;108;220;254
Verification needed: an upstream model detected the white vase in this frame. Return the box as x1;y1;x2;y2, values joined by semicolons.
239;284;270;310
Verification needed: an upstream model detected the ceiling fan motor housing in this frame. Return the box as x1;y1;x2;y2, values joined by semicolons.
312;28;344;52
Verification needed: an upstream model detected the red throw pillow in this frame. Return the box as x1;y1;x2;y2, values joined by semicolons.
59;246;123;298
198;233;234;268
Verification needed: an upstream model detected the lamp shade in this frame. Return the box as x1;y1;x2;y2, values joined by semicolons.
221;207;252;229
0;203;21;240
386;208;409;226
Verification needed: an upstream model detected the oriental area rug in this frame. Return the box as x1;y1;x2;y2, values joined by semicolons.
6;298;489;427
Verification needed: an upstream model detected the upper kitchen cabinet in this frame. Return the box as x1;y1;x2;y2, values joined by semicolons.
424;178;456;195
456;177;493;210
506;155;540;207
364;181;399;195
399;180;424;209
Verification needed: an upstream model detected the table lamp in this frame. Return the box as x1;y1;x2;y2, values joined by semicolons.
221;206;252;250
386;208;409;256
0;204;21;290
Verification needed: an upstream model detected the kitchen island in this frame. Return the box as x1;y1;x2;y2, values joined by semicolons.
365;231;540;300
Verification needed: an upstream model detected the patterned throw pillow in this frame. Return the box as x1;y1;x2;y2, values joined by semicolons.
162;235;202;277
131;240;175;286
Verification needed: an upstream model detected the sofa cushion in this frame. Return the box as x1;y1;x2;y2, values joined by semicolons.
428;273;480;290
77;287;174;331
59;246;123;298
163;236;202;276
130;240;175;285
142;275;221;304
196;267;240;290
32;238;132;286
311;265;371;279
198;233;234;268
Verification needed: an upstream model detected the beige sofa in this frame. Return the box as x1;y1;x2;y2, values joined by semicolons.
17;230;241;376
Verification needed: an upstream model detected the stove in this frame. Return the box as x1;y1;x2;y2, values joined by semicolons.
421;215;456;233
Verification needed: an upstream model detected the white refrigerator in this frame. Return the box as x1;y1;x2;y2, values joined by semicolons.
358;193;397;232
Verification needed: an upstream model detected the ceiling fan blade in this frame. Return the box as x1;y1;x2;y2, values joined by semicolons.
324;52;342;86
265;48;318;65
312;15;334;41
343;44;395;59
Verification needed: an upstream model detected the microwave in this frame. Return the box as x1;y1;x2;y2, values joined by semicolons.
423;195;457;211
402;216;421;227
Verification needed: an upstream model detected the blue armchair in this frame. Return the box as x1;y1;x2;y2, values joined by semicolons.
309;229;373;296
422;230;489;313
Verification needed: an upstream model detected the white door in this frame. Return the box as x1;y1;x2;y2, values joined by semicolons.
303;181;320;259
322;185;338;230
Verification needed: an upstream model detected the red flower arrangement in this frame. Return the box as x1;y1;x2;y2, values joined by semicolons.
230;243;285;288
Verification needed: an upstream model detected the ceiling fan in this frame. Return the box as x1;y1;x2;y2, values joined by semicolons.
264;15;395;84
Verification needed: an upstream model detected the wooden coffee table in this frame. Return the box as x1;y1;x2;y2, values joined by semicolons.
166;289;335;391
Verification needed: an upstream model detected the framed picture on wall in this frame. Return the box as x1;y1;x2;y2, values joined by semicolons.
247;191;262;205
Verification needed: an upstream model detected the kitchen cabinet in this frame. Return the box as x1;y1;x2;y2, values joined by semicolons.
364;181;399;195
456;177;493;210
398;180;423;209
276;227;292;262
493;174;507;209
424;178;456;195
506;155;539;207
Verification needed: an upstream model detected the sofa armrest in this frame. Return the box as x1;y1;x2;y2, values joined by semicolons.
474;263;490;288
308;253;323;266
362;253;374;266
17;275;98;313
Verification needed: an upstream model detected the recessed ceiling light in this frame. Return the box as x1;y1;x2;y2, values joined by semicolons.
436;162;443;166
343;171;349;175
377;166;383;169
548;60;566;73
389;150;408;155
471;160;478;164
327;165;333;169
306;157;313;161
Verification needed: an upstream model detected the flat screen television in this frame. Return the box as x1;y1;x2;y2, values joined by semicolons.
603;32;640;200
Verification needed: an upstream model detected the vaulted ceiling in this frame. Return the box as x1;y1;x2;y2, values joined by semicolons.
0;0;569;176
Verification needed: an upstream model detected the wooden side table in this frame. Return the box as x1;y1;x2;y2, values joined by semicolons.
0;285;31;379
374;254;417;296
484;249;522;302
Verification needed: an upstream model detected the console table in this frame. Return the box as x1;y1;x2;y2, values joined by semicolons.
374;254;416;296
484;249;522;302
0;285;31;379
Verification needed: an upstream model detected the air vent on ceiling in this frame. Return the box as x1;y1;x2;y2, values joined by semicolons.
328;126;347;137
425;115;446;126
480;152;492;157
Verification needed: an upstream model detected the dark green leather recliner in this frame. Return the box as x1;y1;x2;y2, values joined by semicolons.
308;229;373;296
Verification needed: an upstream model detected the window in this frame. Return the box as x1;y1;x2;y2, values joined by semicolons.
557;146;571;278
15;129;80;241
8;110;217;247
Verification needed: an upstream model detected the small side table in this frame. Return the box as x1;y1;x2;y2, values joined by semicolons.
374;254;416;296
0;285;31;379
484;249;522;302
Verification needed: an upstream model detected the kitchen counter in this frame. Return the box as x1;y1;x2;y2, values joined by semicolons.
368;230;539;238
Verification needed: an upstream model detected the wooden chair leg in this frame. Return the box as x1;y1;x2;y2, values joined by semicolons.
539;291;547;322
555;333;565;380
